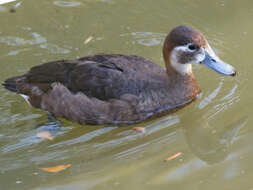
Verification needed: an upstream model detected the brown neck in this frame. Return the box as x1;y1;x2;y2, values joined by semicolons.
163;37;178;76
162;43;201;100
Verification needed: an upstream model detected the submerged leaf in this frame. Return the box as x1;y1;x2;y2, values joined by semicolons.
132;127;145;133
36;131;53;140
164;152;182;162
84;36;93;44
41;164;71;173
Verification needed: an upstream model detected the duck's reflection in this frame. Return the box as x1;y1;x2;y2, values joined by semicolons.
181;113;247;164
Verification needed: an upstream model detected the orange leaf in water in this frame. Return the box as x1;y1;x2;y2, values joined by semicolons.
84;36;94;44
132;127;145;133
164;152;182;162
41;164;71;173
36;131;53;140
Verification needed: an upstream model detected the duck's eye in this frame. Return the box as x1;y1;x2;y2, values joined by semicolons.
188;44;197;51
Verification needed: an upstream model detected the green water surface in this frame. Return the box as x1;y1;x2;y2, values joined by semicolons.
0;0;252;189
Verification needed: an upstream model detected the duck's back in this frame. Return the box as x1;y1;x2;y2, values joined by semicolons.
22;54;167;100
69;54;167;100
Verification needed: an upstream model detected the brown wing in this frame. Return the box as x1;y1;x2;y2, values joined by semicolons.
20;54;166;101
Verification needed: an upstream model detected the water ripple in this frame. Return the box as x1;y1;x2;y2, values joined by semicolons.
199;80;223;109
0;31;70;54
53;1;81;7
40;43;70;54
120;32;166;46
50;126;117;148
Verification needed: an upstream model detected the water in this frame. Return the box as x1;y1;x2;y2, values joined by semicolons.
0;0;252;189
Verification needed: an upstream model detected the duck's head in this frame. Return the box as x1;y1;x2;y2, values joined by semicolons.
163;26;236;76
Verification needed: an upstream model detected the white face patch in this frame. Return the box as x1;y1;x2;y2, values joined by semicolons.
170;50;192;75
170;43;205;75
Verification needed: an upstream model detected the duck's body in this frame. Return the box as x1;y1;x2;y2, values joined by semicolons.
4;54;199;124
3;26;236;125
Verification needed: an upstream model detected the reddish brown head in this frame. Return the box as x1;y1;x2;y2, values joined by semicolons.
163;26;236;76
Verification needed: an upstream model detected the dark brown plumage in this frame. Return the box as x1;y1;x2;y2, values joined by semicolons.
3;26;235;125
3;54;199;124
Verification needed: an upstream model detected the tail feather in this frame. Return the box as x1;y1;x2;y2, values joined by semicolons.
2;75;25;93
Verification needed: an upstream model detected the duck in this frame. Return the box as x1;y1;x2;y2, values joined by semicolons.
3;26;236;125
